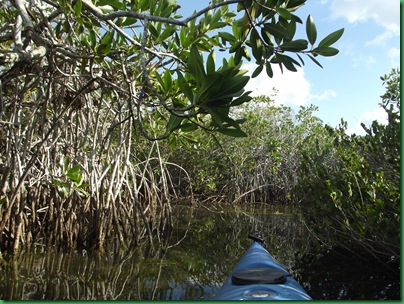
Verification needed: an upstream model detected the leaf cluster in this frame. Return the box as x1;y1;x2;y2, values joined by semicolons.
0;0;343;142
216;1;344;78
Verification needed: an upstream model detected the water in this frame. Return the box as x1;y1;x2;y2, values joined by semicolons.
0;204;400;300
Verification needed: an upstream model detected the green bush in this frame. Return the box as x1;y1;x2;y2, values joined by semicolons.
296;69;400;257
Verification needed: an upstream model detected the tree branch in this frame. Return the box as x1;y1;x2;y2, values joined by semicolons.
182;0;246;25
12;0;35;28
82;0;247;27
81;0;186;65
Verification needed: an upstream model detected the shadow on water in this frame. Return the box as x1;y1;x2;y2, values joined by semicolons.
294;246;400;300
0;203;400;300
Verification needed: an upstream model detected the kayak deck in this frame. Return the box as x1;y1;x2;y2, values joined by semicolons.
213;242;312;300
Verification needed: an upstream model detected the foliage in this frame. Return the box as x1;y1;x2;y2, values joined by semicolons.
169;95;327;204
0;0;342;252
296;68;400;257
52;157;90;198
0;0;343;140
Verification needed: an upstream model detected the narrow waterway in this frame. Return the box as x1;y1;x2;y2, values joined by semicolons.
0;204;400;300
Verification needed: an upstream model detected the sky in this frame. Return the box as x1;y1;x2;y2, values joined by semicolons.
177;0;400;135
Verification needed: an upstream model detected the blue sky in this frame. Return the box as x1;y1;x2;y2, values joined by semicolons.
177;1;400;135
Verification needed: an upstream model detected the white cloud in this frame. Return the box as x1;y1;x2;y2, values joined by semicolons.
243;64;336;106
387;47;400;58
360;107;388;124
387;47;400;67
351;54;376;68
365;31;394;47
346;107;388;135
330;0;400;35
311;89;337;101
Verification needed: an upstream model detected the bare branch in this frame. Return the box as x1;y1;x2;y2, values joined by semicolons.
12;0;35;28
182;0;246;24
13;15;23;51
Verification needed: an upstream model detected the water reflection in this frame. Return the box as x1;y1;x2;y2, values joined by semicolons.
0;204;399;300
294;246;400;300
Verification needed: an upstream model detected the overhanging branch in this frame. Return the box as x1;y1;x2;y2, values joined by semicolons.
82;0;247;27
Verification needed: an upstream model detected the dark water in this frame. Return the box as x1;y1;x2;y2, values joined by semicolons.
0;204;400;300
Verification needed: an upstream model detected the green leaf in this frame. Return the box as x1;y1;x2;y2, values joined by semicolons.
218;128;248;137
166;114;184;134
216;75;249;99
196;73;222;104
188;45;206;86
64;157;71;173
306;15;317;45
67;165;83;183
296;53;305;66
154;72;164;89
54;180;70;197
100;31;114;46
88;28;97;49
291;13;303;24
205;106;224;126
178;123;198;132
121;17;138;26
287;0;306;11
139;0;149;11
250;28;263;62
231;21;242;40
280;39;308;51
264;23;290;40
261;28;273;46
160;26;175;42
210;8;222;26
97;0;125;9
229;41;242;53
286;19;297;40
206;51;216;75
241;46;251;61
307;54;323;68
177;72;194;102
276;53;300;72
251;64;263;78
0;197;7;205
218;31;237;44
266;62;274;78
234;47;243;65
148;23;159;38
73;0;82;17
312;46;339;57
231;92;252;106
277;7;292;20
318;28;344;47
163;70;172;92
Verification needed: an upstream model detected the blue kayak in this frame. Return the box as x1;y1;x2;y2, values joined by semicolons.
213;239;312;300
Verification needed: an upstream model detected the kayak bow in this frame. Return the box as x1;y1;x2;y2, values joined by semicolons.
213;239;312;300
